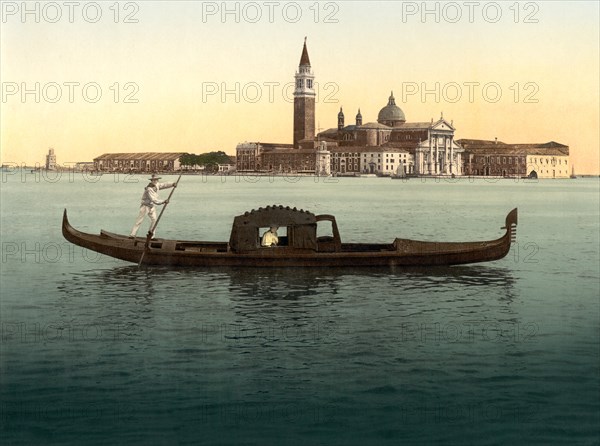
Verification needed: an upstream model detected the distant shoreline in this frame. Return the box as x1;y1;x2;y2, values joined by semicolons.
1;167;598;179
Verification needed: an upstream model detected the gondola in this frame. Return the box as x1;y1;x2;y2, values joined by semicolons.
62;206;517;267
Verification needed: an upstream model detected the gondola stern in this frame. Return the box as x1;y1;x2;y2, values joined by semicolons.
62;208;72;238
62;209;86;246
506;208;518;228
502;208;518;246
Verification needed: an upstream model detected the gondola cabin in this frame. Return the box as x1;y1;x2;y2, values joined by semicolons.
229;205;341;253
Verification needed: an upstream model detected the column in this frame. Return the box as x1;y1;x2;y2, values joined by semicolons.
428;139;433;175
442;136;446;174
434;136;439;175
449;135;454;174
444;135;450;175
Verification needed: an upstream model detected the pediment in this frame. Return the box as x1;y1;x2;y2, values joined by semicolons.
431;119;455;131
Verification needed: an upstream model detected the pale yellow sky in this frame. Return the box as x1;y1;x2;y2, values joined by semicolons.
1;1;599;173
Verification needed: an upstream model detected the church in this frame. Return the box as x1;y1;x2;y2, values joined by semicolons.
318;94;463;176
235;39;464;176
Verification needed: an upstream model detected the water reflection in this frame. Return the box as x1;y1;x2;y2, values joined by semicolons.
56;264;517;330
58;264;516;301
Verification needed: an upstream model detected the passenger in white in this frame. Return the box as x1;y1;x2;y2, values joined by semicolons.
261;226;279;247
129;174;176;238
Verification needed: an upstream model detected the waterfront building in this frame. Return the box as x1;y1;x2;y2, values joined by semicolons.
319;145;412;176
93;152;186;172
236;142;316;173
217;163;236;173
235;39;567;178
459;139;570;178
74;162;95;171
45;148;57;170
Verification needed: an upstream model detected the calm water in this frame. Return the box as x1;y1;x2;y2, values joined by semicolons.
1;172;599;445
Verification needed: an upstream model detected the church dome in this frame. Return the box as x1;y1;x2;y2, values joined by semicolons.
377;92;405;125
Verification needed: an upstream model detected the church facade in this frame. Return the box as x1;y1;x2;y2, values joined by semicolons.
318;95;464;176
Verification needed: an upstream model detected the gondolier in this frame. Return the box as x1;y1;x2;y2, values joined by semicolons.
129;174;177;238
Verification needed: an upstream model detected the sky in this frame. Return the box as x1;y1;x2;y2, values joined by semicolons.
1;1;599;174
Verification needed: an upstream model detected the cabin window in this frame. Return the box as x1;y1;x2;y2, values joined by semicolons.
317;220;334;240
259;226;288;247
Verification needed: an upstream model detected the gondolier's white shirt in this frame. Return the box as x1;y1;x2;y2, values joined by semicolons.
140;182;175;207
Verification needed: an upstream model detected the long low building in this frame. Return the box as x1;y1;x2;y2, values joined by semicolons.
459;140;570;178
236;143;317;173
93;152;186;172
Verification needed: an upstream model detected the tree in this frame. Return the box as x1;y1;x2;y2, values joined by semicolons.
179;151;233;170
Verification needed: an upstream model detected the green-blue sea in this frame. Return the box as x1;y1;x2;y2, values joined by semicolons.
1;171;599;445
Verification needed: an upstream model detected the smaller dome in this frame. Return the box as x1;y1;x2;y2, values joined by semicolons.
377;92;406;125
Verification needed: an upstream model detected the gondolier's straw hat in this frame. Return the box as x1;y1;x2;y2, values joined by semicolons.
149;174;161;181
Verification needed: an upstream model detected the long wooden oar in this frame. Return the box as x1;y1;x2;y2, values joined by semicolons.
138;174;182;267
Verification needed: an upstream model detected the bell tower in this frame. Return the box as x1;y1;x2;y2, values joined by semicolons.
338;107;345;130
293;37;315;148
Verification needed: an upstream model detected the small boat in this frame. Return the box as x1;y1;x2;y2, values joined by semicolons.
62;206;517;267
